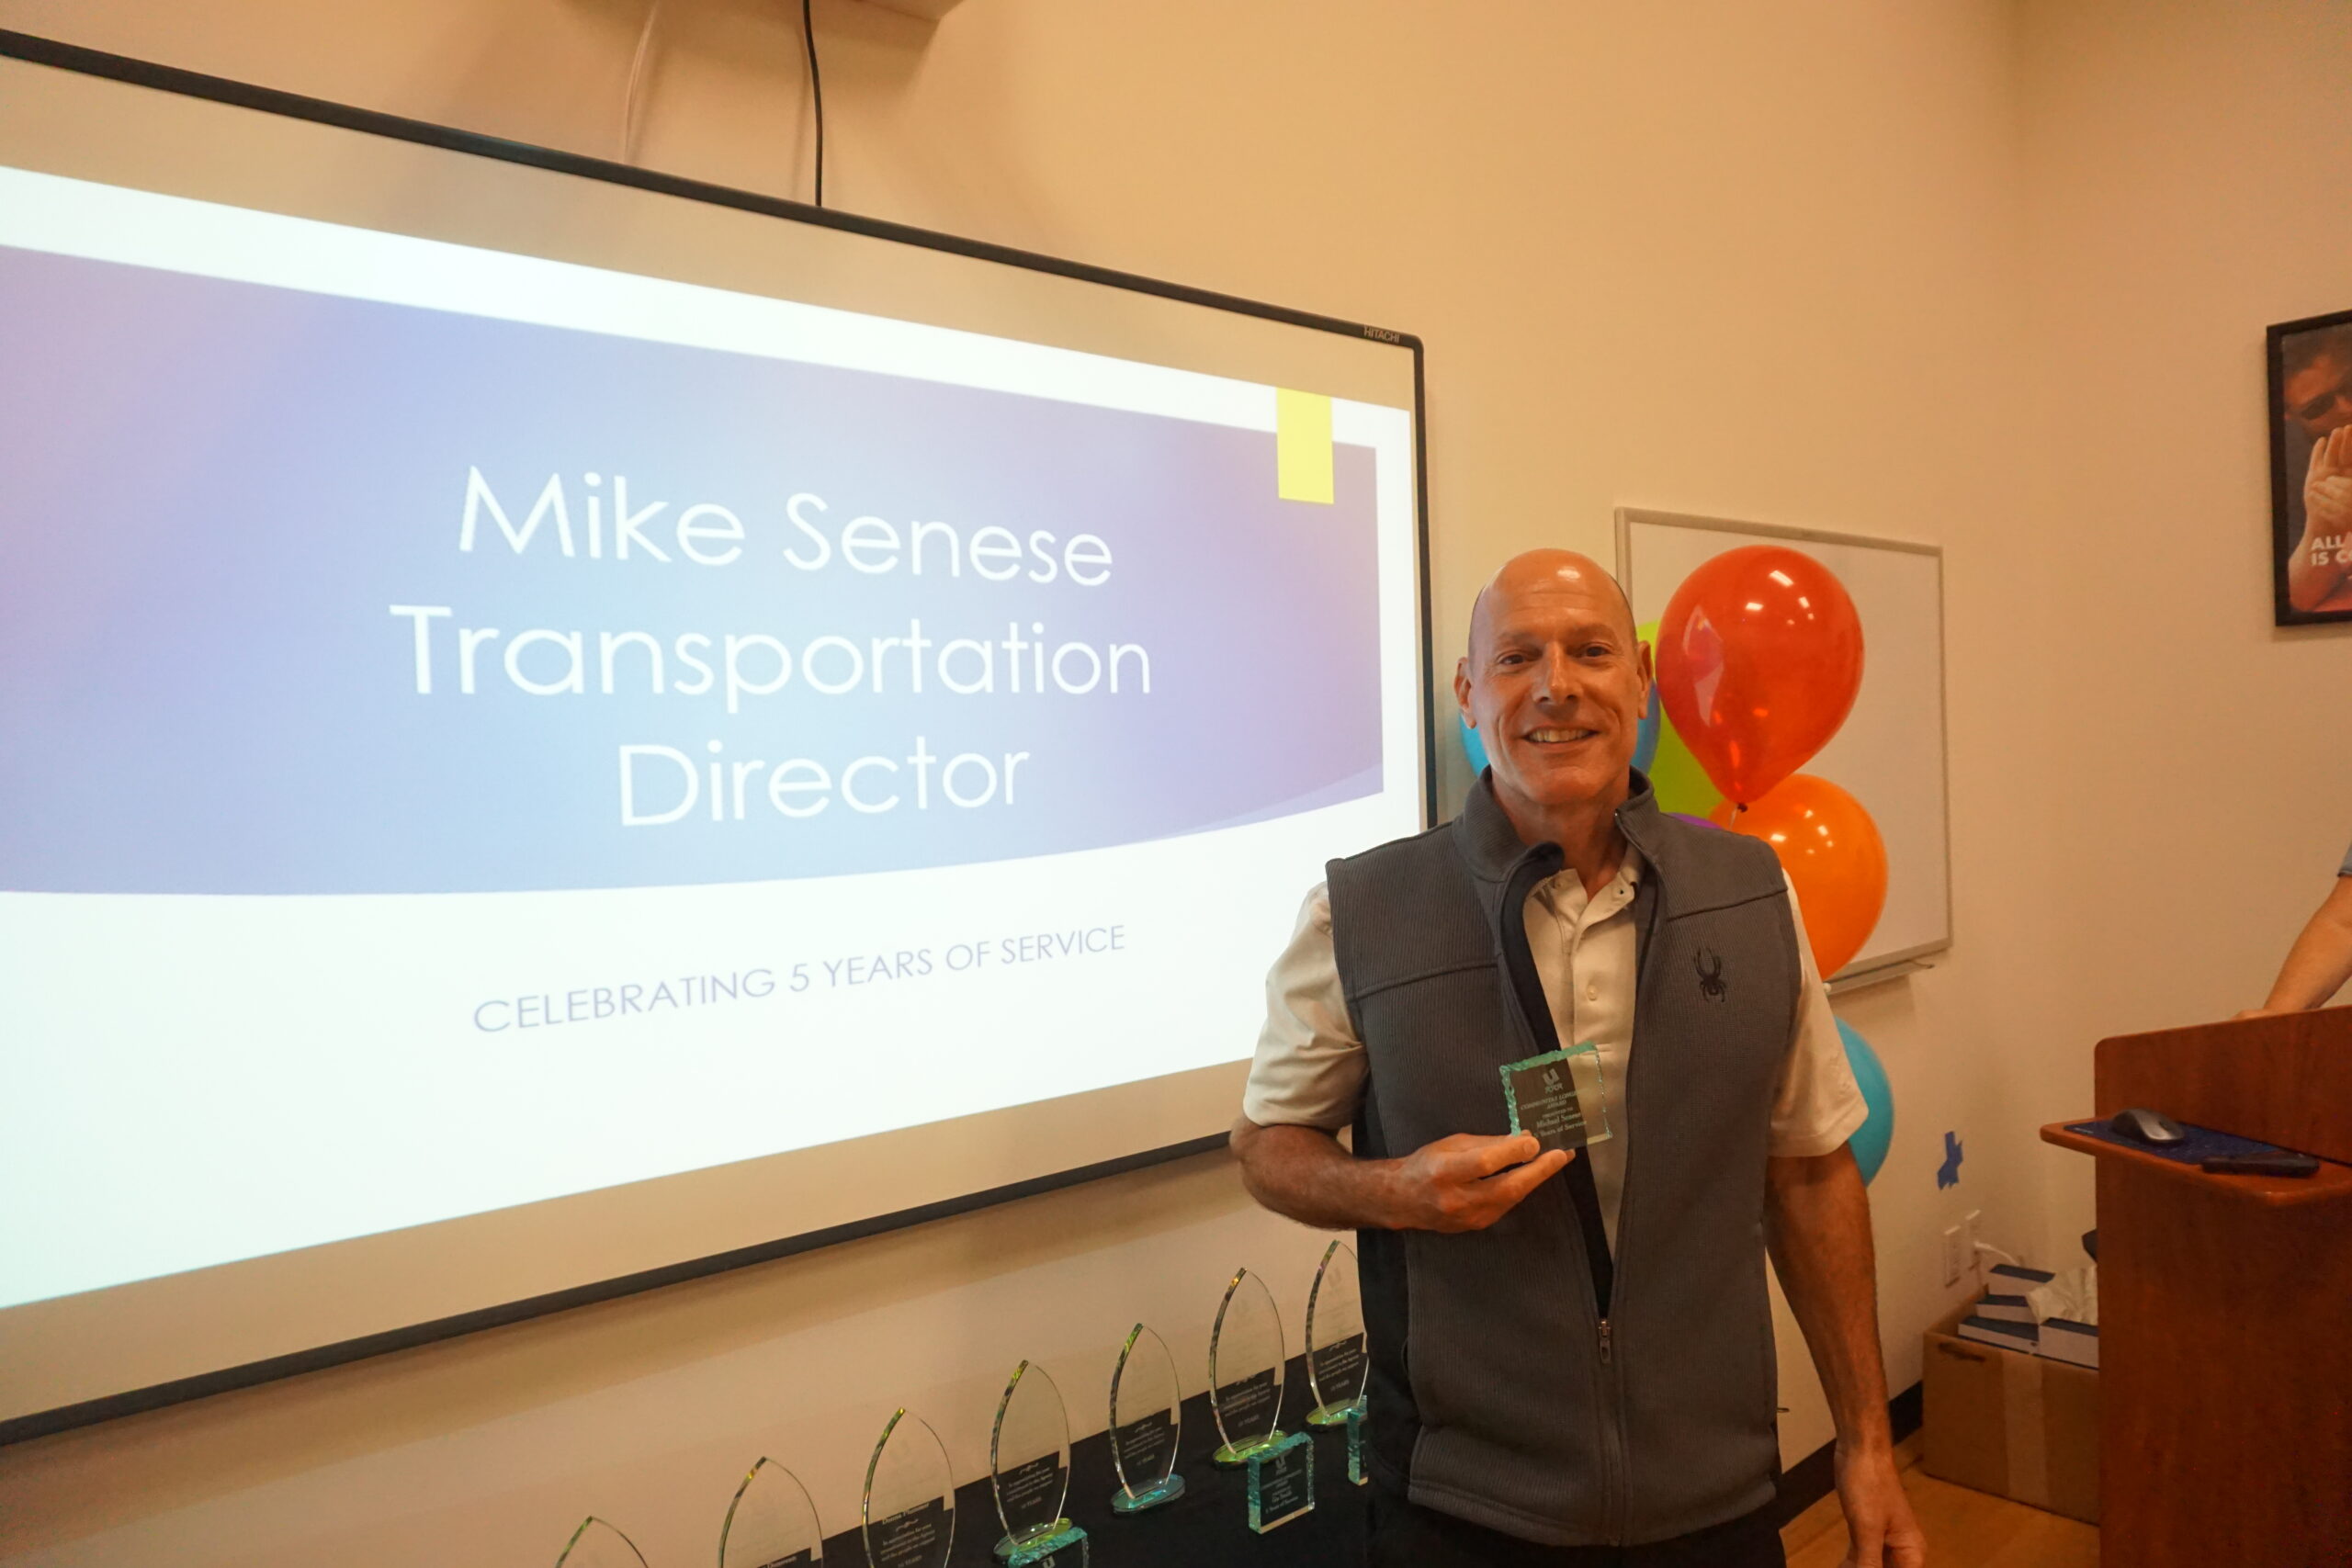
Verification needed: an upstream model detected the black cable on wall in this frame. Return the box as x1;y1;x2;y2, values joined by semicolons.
800;0;825;207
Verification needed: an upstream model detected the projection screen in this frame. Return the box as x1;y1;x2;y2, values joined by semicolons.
0;33;1430;1439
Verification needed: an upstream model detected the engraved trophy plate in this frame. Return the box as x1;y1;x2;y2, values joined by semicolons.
720;1457;825;1568
1207;1266;1286;1466
1106;1322;1185;1513
862;1408;956;1568
1303;1239;1368;1427
556;1517;650;1568
989;1359;1086;1565
1246;1430;1316;1532
1499;1042;1611;1156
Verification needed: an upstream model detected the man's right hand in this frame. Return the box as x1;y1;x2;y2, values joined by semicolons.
1229;1120;1572;1234
1389;1133;1571;1232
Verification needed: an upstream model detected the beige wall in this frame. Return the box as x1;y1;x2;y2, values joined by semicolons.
0;1;2342;1562
2009;0;2352;1240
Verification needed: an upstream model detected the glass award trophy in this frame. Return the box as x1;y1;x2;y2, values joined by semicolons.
989;1360;1087;1565
556;1517;650;1568
1303;1239;1368;1427
1206;1266;1286;1467
1106;1323;1185;1513
1499;1040;1612;1156
1345;1397;1369;1487
720;1457;825;1568
1246;1429;1317;1533
862;1408;956;1568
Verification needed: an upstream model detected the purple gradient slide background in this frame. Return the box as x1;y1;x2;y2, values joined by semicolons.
0;246;1384;894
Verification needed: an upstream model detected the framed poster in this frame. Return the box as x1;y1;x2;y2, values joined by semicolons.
2266;307;2352;625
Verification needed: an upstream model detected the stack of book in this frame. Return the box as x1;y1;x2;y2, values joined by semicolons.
2038;1317;2098;1370
1951;1263;2099;1369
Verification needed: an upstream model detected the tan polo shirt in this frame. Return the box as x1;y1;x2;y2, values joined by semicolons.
1240;848;1868;1249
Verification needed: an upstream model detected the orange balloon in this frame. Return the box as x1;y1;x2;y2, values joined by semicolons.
1711;774;1887;977
1656;546;1863;806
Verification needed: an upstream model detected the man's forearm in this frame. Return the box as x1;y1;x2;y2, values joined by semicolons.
1230;1118;1404;1230
2259;877;2352;1011
1765;1146;1893;1451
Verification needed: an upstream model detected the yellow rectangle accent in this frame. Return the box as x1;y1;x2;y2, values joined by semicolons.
1275;388;1334;503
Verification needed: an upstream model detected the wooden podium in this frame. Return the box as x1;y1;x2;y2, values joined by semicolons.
2042;1006;2352;1564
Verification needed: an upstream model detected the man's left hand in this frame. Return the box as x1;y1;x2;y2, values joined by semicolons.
1834;1443;1927;1567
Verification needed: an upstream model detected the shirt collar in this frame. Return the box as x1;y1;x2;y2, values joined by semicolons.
1459;767;1663;885
1536;844;1644;919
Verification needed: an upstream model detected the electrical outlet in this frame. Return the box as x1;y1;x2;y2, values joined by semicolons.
1940;1224;1966;1287
1963;1209;1984;1280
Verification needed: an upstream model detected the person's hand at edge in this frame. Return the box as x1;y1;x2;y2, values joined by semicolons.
1835;1441;1927;1568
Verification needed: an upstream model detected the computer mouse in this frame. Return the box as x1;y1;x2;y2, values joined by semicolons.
2110;1107;2186;1145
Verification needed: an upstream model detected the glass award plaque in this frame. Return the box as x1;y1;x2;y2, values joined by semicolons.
1245;1430;1316;1532
556;1517;650;1568
1106;1322;1185;1513
1499;1042;1612;1156
1345;1400;1369;1487
862;1408;956;1568
989;1359;1087;1565
1207;1266;1286;1467
1303;1239;1368;1427
720;1457;825;1568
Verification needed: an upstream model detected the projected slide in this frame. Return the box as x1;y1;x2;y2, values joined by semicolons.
0;169;1420;1312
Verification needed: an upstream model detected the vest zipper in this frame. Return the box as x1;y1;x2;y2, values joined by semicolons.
1597;831;1664;1545
1591;1290;1627;1542
1498;845;1632;1543
1601;1304;1634;1541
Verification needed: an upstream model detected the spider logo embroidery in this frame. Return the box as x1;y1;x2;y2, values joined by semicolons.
1694;947;1727;1002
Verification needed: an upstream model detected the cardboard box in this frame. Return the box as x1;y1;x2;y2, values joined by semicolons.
1922;1303;2098;1523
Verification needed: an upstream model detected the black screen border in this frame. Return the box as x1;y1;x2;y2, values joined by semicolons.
0;27;1434;1447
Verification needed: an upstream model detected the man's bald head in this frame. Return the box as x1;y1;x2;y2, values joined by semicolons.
1467;550;1637;660
1454;548;1652;824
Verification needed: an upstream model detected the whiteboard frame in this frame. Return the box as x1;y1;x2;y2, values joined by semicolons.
1613;507;1953;980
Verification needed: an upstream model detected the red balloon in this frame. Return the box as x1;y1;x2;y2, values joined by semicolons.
1655;546;1863;805
1711;775;1887;977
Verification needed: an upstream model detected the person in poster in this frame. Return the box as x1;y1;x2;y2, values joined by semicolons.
2276;318;2352;616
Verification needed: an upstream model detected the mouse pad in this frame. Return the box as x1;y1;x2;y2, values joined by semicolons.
2063;1120;2298;1165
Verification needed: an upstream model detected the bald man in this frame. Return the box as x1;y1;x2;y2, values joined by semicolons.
1233;552;1924;1567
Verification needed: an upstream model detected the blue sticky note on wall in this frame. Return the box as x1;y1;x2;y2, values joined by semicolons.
1936;1131;1963;1190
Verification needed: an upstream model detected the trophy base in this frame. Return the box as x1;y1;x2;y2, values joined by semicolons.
995;1521;1087;1566
1211;1431;1287;1469
1305;1398;1362;1427
1108;1472;1184;1514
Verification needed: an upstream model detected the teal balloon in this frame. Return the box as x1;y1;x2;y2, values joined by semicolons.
1838;1020;1894;1186
1459;712;1489;777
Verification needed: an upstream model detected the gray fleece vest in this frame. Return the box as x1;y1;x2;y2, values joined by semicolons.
1327;771;1802;1547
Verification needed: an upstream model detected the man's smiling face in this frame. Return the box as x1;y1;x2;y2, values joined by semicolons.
1455;551;1653;817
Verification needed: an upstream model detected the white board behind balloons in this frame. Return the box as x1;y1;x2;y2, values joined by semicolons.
1615;509;1951;981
